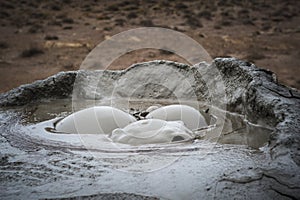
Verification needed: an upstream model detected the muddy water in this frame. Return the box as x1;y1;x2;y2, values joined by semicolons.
0;98;274;199
22;98;273;150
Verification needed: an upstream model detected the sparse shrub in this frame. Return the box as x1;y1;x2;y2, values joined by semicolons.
97;14;110;20
0;10;10;18
25;20;34;26
242;19;255;25
56;13;67;19
44;35;59;40
0;41;9;49
185;16;203;28
219;19;232;26
123;5;138;11
63;26;73;30
214;24;222;29
103;26;112;31
197;10;212;20
221;10;230;17
175;3;188;10
115;18;125;26
28;1;38;8
0;2;15;9
51;4;61;11
261;23;271;31
140;19;154;27
21;47;44;58
127;12;137;19
31;12;48;20
62;0;72;4
28;24;44;33
204;4;217;12
238;9;249;17
62;18;74;24
106;5;119;12
271;17;284;22
48;20;62;26
116;1;131;7
82;6;92;12
160;1;170;7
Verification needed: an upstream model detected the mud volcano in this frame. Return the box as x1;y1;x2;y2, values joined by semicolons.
0;58;299;199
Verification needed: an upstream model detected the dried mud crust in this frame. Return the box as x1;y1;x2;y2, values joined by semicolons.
0;0;300;93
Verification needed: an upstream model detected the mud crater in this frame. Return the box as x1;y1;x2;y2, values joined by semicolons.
0;59;299;200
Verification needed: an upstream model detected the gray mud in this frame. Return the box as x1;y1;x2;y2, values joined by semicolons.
0;58;299;199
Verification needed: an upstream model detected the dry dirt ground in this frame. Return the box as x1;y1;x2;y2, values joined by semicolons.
0;0;299;92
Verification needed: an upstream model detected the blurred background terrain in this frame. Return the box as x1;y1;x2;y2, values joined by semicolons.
0;0;299;92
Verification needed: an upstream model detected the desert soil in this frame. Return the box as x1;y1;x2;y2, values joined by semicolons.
0;0;299;92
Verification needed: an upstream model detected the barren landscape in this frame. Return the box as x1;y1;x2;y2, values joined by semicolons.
1;1;300;198
0;0;299;92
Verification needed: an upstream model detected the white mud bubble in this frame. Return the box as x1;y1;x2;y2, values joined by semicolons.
54;104;204;146
146;104;207;130
55;106;136;134
110;119;194;145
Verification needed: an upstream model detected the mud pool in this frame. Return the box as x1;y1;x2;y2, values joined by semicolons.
25;98;272;149
1;58;299;199
0;98;275;199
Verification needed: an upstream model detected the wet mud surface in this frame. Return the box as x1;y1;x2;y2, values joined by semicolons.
0;58;299;199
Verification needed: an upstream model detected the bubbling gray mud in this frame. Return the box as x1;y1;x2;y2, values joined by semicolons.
24;98;272;150
0;58;299;199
